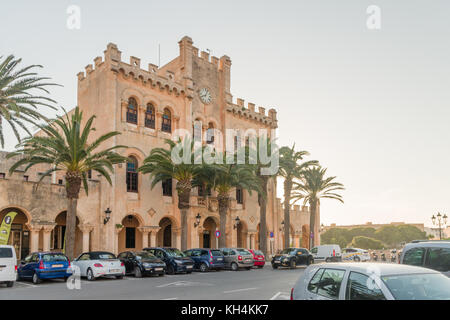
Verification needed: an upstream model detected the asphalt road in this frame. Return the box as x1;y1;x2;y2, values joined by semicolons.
0;264;305;300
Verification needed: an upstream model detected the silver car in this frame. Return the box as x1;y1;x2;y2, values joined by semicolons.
219;248;254;271
400;241;450;277
291;262;450;300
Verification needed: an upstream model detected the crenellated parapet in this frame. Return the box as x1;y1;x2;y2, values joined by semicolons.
226;97;278;128
77;43;189;99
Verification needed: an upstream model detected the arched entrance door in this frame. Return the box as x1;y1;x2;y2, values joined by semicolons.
236;220;248;248
119;215;142;253
158;217;173;247
54;211;82;256
202;217;218;248
0;208;30;260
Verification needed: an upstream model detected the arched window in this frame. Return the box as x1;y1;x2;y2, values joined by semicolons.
145;103;155;129
206;122;215;144
161;108;172;133
126;156;138;192
127;98;138;124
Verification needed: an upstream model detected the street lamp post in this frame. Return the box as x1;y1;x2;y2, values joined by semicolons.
431;212;448;240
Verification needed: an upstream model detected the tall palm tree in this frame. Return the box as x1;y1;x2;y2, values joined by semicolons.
138;138;201;251
292;166;344;249
7;107;127;259
0;55;59;147
194;152;262;248
278;145;318;248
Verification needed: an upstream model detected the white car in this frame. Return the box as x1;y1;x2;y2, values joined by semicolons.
310;245;342;262
291;262;450;300
72;251;125;281
0;245;17;288
342;248;371;262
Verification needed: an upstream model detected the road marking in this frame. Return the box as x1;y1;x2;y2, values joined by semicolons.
161;297;178;300
16;282;37;288
270;292;282;300
223;287;258;294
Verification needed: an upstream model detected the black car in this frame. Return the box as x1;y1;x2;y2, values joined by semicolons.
118;251;166;277
271;248;314;269
144;247;194;275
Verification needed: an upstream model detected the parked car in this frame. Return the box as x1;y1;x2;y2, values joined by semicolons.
272;248;313;269
118;251;166;277
17;252;71;284
184;248;225;272
400;241;450;277
310;244;342;262
291;262;450;300
0;245;17;288
249;249;265;268
72;251;125;281
144;247;194;274
342;248;371;262
219;248;254;271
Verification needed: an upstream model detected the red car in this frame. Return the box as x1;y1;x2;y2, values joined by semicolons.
249;249;265;268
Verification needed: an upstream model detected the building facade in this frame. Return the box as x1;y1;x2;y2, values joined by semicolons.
0;37;314;259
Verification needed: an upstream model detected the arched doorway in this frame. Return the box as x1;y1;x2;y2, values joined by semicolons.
158;217;174;247
118;215;143;253
0;208;30;260
54;211;82;256
202;217;218;248
236;220;248;248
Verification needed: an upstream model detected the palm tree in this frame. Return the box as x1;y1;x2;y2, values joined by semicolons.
0;55;59;147
7;107;127;259
292;166;344;249
194;152;261;248
138;138;201;251
278;145;318;248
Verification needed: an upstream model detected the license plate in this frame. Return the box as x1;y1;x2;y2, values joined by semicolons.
110;269;121;273
186;265;193;269
274;261;280;264
155;268;163;271
52;264;63;268
217;258;223;261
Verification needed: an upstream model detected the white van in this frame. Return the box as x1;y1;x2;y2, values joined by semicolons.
310;244;342;262
0;245;17;287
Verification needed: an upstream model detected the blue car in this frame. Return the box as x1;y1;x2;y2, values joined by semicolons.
17;252;72;284
144;247;194;274
184;248;225;272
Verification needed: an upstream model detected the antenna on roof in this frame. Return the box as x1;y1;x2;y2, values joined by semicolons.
158;44;161;68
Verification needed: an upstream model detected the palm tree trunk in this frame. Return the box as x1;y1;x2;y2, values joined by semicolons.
177;181;191;251
218;194;229;248
65;172;81;260
180;208;188;251
283;179;292;248
309;200;317;250
258;177;268;257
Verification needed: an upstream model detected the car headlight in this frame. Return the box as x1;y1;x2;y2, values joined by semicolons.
175;260;183;265
143;263;150;267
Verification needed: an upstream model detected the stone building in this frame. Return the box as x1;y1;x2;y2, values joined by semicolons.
0;37;314;260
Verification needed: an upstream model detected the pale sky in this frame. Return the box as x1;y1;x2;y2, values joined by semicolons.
1;1;449;228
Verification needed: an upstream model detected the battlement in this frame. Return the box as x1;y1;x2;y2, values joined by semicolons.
190;43;231;73
77;43;188;98
226;97;278;128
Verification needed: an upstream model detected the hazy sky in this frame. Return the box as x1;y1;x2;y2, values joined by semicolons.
1;1;449;227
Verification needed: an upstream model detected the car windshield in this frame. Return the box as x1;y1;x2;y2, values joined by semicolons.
382;273;450;300
280;248;296;255
90;252;116;260
211;250;222;256
166;248;186;257
135;252;156;260
42;254;68;262
237;249;251;255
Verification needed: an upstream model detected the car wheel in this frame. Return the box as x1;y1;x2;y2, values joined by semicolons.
325;257;331;263
290;260;297;269
272;264;278;269
6;281;14;288
231;262;239;271
354;256;360;262
200;263;208;273
32;272;41;284
158;273;164;277
86;268;95;281
134;267;142;278
166;265;175;275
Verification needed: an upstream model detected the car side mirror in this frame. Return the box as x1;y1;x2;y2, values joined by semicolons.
20;260;26;265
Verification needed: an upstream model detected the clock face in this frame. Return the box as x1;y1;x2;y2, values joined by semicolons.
199;88;212;104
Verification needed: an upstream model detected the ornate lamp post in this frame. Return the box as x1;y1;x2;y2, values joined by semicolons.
194;213;201;228
103;208;112;224
279;220;285;232
432;212;448;240
233;216;241;229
